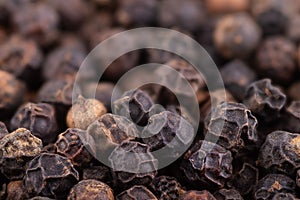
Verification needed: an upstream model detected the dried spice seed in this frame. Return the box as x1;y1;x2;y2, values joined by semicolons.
283;101;300;133
68;179;114;200
150;176;185;200
0;121;8;140
55;128;93;167
24;153;79;199
114;89;154;126
227;163;258;196
82;165;113;185
109;141;158;189
254;174;296;200
0;128;42;180
181;140;233;188
204;102;258;153
66;96;107;130
10;102;58;144
179;190;216;200
258;131;300;175
243;79;286;122
255;37;297;84
0;35;43;86
214;13;261;59
0;70;26;115
220;60;257;100
272;193;298;200
115;0;158;27
6;180;28;200
116;185;157;200
214;189;243;200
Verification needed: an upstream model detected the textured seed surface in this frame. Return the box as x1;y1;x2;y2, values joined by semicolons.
214;189;243;200
116;185;157;200
179;190;216;200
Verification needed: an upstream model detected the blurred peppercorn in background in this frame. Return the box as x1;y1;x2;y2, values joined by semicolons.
0;0;300;199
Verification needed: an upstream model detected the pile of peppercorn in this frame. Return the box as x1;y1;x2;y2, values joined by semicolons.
1;0;300;199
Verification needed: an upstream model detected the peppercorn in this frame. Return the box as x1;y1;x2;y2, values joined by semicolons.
254;174;296;200
0;35;43;87
66;96;107;130
158;0;206;32
10;102;58;144
283;101;300;133
6;180;28;200
109;141;158;189
205;0;249;14
213;12;261;59
258;131;300;175
243;79;286;122
255;37;297;84
0;128;42;180
116;185;157;200
0;121;8;140
220;60;257;100
288;82;300;101
0;70;26;116
181;140;233;188
150;176;185;200
29;197;54;200
227;163;258;196
82;165;113;186
115;0;158;27
204;102;258;154
42;45;86;82
47;0;89;29
55;128;93;167
68;179;114;200
114;89;154;126
179;190;216;200
272;193;298;200
24;153;79;199
214;189;243;200
142;111;194;159
12;2;59;47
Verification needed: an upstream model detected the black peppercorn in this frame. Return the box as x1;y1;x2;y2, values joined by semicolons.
6;180;28;200
68;179;114;200
82;165;113;186
24;153;79;199
255;37;297;84
214;189;243;200
214;12;261;59
179;190;216;200
117;185;157;200
10;102;58;144
0;128;42;180
0;121;8;140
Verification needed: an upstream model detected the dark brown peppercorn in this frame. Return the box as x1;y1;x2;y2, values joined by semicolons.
272;193;299;200
6;180;28;200
12;2;59;47
255;37;297;84
204;102;258;153
82;165;113;185
114;89;154;126
283;101;300;133
158;0;206;32
220;60;257;100
86;113;138;158
24;153;79;199
214;13;261;59
214;189;243;200
109;141;158;189
179;190;216;200
115;0;158;27
227;163;258;196
55;128;93;167
142;111;194;158
42;46;86;81
258;131;300;175
181;140;233;188
68;179;114;200
254;174;296;200
243;79;286;122
66;96;107;130
116;185;157;200
0;70;26;115
150;176;185;200
0;128;42;180
10;102;58;144
0;35;43;86
0;121;8;140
